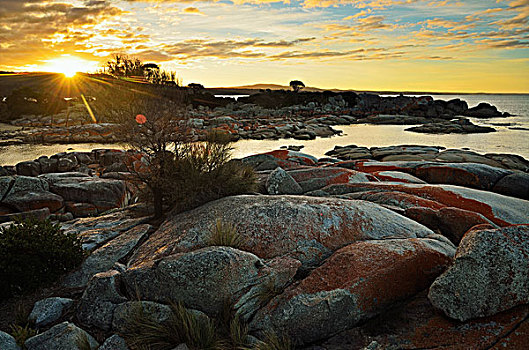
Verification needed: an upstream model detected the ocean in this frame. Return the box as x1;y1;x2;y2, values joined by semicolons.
1;94;528;165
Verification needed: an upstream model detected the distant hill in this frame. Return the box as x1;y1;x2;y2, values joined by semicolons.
212;83;335;92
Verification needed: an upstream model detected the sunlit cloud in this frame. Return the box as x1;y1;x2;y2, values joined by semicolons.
0;0;527;92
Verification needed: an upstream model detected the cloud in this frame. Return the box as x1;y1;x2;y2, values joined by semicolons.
183;7;206;15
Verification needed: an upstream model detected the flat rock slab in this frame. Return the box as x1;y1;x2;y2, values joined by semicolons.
29;297;74;328
130;195;434;268
317;183;529;227
63;224;150;288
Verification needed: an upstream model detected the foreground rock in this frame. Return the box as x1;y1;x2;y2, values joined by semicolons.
130;195;435;268
124;246;300;316
25;322;98;350
251;237;455;345
0;331;20;350
428;225;529;321
318;291;529;349
28;297;73;328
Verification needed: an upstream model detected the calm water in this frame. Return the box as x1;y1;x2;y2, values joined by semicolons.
1;94;528;165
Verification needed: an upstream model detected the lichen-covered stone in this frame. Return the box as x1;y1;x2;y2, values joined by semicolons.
251;237;455;345
130;195;434;268
25;322;99;350
429;225;529;321
77;270;127;330
29;297;73;328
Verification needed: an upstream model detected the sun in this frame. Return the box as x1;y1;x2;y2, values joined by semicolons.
42;55;96;77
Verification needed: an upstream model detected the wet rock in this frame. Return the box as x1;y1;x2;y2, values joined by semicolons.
130;195;434;269
77;270;128;330
25;322;99;350
265;167;303;195
251;237;455;345
429;225;529;321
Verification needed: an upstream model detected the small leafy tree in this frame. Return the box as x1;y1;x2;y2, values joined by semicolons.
106;54;144;77
289;80;305;92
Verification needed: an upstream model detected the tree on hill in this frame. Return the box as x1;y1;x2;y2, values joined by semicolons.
289;80;305;92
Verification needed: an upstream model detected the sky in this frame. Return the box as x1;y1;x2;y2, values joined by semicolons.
0;0;528;92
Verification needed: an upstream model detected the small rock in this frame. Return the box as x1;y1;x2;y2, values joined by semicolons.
0;331;20;350
99;335;129;350
112;301;173;333
266;167;303;195
29;297;74;328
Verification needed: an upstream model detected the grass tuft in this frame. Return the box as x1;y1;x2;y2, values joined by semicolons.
255;331;294;350
209;219;246;249
10;324;38;349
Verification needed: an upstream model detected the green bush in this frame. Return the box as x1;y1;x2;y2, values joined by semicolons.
167;131;257;214
0;219;84;299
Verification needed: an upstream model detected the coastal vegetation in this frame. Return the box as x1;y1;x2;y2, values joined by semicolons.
0;219;84;299
111;94;257;217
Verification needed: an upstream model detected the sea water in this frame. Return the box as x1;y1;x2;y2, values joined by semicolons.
1;94;528;165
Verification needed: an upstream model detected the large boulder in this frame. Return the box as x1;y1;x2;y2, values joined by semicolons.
315;183;529;227
428;225;529;321
287;167;371;193
48;176;128;213
265;167;303;195
242;150;317;171
1;176;63;213
123;246;300;316
251;237;455;345
77;270;128;330
130;195;434;268
25;322;99;350
60;207;149;251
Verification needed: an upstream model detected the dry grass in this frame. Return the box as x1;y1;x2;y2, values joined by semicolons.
209;219;246;249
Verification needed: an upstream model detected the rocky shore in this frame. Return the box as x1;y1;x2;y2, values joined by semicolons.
0;92;509;145
1;145;528;349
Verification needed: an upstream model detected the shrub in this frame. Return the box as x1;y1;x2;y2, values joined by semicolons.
0;219;84;299
209;219;246;249
167;131;257;214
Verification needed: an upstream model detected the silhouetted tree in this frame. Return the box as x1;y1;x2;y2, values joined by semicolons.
289;80;305;92
106;54;143;77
